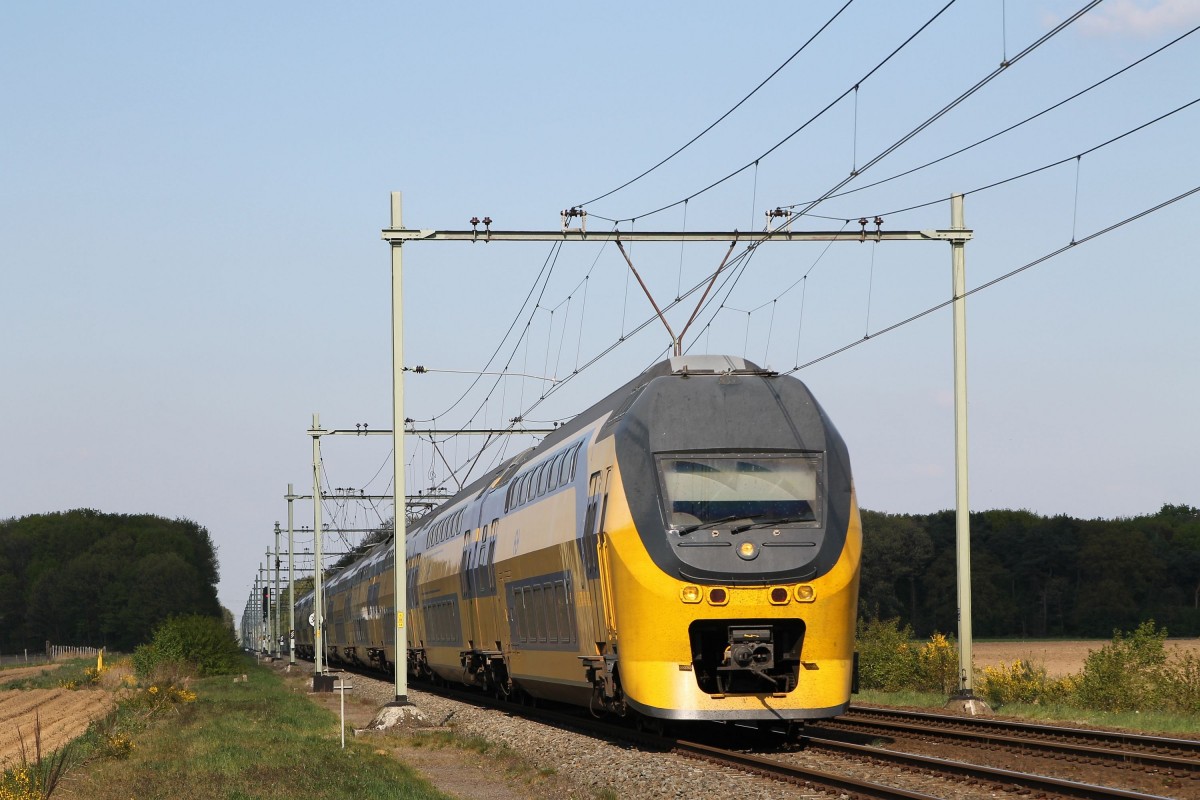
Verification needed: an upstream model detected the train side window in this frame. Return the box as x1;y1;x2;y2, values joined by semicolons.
549;453;564;490
544;583;559;643
535;463;548;497
516;588;530;643
532;585;547;642
554;582;573;642
557;448;572;485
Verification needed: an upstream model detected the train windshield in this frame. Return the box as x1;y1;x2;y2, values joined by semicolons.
656;453;822;528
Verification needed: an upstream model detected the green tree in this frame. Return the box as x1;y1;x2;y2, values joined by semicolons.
0;509;224;651
859;511;932;627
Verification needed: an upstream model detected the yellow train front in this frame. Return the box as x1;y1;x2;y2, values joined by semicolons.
309;354;861;725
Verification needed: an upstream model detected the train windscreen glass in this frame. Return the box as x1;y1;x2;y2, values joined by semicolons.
657;454;823;528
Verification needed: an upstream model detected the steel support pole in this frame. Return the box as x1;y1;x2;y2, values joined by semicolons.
390;191;409;704
311;415;325;676
264;560;272;658
287;483;296;665
273;523;281;658
255;570;263;652
950;193;975;695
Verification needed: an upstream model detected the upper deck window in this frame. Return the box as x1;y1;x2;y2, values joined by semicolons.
656;453;823;528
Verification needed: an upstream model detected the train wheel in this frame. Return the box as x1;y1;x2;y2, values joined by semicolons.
634;713;667;737
783;721;805;749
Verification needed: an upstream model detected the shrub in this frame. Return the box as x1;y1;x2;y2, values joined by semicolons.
1074;620;1168;712
856;618;960;693
1155;651;1200;715
132;615;241;678
915;633;959;694
976;659;1078;707
856;617;917;692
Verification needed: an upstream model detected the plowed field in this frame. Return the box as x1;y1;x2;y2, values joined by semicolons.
973;639;1200;677
0;687;116;768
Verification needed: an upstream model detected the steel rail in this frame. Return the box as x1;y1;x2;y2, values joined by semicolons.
817;714;1200;775
846;705;1200;759
803;732;1177;800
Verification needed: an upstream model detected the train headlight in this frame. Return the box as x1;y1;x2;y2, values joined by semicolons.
708;587;728;605
737;541;759;560
794;584;816;602
680;585;702;603
769;587;789;605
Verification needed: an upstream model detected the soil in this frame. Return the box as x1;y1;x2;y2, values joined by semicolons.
0;687;116;770
0;663;62;684
972;638;1200;677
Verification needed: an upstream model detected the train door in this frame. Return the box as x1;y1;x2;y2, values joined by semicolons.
460;526;481;648
581;468;613;653
483;518;500;647
594;467;617;647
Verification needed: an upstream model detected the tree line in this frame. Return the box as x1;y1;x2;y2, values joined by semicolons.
0;509;224;652
4;504;1196;652
860;504;1200;638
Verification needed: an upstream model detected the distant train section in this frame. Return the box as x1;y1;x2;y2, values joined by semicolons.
296;354;862;723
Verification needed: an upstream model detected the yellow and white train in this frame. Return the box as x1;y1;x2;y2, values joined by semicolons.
295;355;861;723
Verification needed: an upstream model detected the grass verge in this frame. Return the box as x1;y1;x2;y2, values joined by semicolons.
854;689;1200;735
53;659;451;800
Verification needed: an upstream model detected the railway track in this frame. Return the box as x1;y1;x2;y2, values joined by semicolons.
296;660;1191;799
405;674;1183;799
818;705;1200;776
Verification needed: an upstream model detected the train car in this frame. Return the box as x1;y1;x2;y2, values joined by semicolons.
295;354;861;724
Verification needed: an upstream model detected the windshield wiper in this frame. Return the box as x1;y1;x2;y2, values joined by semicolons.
674;514;764;535
730;516;811;534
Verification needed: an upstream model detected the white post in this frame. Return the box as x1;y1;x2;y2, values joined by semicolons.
338;676;349;748
390;191;410;705
951;193;975;696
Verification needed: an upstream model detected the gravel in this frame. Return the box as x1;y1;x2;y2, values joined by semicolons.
345;670;1018;800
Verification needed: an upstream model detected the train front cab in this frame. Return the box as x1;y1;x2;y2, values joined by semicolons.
592;366;862;722
601;470;861;721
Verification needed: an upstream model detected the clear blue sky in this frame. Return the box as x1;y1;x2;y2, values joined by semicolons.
3;1;1198;618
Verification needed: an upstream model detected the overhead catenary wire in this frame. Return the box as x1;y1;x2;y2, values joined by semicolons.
409;1;1164;503
591;0;963;225
572;0;856;209
784;183;1200;373
788;0;1104;222
408;0;969;489
415;240;563;423
867;95;1200;219
782;20;1200;208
